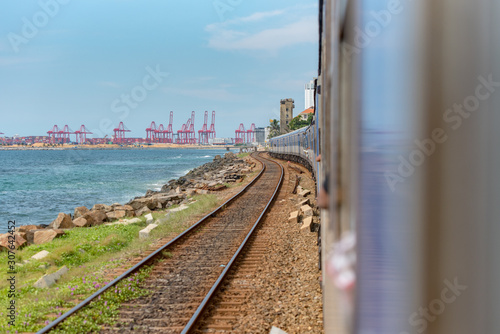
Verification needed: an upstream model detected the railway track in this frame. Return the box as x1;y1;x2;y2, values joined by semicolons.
37;152;283;334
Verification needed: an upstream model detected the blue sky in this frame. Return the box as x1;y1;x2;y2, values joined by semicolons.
0;0;318;138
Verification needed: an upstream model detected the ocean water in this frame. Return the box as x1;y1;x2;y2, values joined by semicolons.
0;148;232;233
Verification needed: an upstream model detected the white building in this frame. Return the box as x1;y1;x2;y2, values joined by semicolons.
305;79;315;110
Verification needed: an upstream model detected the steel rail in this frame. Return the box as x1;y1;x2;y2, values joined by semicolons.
36;154;267;334
181;153;284;333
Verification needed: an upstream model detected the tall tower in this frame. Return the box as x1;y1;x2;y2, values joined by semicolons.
280;98;295;134
305;78;316;110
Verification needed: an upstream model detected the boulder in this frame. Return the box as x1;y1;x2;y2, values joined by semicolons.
128;197;156;211
139;224;158;239
83;210;108;226
289;211;299;224
106;210;126;221
151;194;186;208
17;225;44;233
49;213;74;229
122;205;135;216
300;205;314;217
299;189;311;197
73;217;91;227
29;229;65;245
0;232;27;250
301;217;313;231
92;204;113;212
124;218;142;224
31;250;50;260
33;266;68;288
136;206;151;216
73;206;89;219
145;213;154;224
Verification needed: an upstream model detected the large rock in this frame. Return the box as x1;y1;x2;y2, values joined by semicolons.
300;205;313;217
74;206;90;219
139;224;158;239
128;197;156;211
113;205;135;217
49;213;74;229
92;204;113;212
289;211;299;224
33;266;68;288
17;225;44;233
31;250;50;260
136;206;151;216
106;210;126;221
301;217;313;231
28;229;65;245
83;210;108;226
152;194;186;208
299;189;311;197
0;232;27;250
73;217;91;227
145;213;154;224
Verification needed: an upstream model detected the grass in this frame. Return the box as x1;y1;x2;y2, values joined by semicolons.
0;194;221;333
237;152;250;158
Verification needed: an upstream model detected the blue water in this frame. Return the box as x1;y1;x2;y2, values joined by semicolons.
0;148;232;232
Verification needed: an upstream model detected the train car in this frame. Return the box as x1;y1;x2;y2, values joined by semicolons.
272;0;500;333
269;125;317;177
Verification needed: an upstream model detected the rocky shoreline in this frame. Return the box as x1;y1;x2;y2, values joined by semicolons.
0;152;256;250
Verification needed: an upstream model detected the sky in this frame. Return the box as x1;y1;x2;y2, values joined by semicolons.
0;0;318;139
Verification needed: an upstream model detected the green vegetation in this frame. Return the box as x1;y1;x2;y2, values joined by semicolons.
267;119;280;139
289;114;313;131
50;267;152;334
0;194;221;333
237;152;250;158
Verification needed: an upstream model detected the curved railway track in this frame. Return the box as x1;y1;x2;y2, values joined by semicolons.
37;152;283;334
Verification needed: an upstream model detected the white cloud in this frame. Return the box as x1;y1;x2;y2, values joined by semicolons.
206;8;317;53
206;10;285;31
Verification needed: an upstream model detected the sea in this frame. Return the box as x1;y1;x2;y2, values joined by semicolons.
0;148;233;233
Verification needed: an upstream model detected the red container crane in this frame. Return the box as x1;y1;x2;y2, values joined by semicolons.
198;111;209;145
146;121;157;143
113;122;131;144
235;123;246;144
47;125;60;144
208;110;216;140
246;123;256;143
166;111;174;143
74;125;93;144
